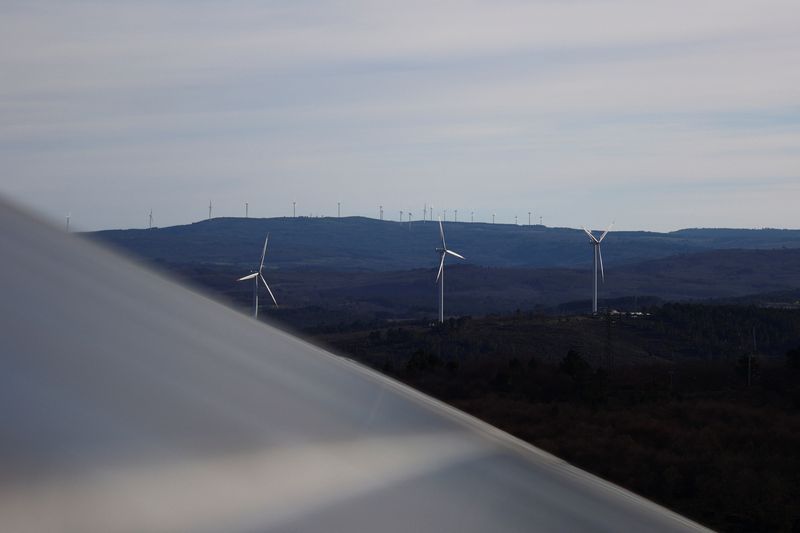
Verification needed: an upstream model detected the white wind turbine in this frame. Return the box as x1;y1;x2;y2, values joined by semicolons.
435;218;464;323
582;222;614;315
237;234;278;318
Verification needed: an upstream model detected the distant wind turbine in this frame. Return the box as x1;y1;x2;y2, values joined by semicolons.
435;218;465;323
66;212;70;233
582;222;614;315
237;234;278;318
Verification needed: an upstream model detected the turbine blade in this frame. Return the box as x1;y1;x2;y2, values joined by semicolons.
259;234;269;271
237;273;258;281
598;222;614;243
439;218;446;248
582;226;599;243
598;245;605;283
260;274;278;307
435;253;445;283
446;249;465;260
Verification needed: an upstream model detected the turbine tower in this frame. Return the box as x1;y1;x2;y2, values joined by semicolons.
208;201;212;220
148;209;153;230
435;218;465;323
583;223;614;315
66;212;70;233
237;234;278;318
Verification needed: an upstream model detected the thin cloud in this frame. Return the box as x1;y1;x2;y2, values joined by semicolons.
0;0;798;231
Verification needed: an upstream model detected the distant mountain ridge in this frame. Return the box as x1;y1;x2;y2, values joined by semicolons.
90;216;800;272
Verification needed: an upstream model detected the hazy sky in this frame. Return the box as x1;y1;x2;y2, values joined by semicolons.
1;0;799;231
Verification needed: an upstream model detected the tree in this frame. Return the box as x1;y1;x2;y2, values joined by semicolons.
559;349;590;381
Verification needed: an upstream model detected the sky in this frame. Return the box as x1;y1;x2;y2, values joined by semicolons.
1;0;799;232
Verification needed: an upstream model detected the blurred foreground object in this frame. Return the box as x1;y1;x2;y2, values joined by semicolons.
0;199;710;532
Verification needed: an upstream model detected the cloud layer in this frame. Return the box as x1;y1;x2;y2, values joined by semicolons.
1;0;798;230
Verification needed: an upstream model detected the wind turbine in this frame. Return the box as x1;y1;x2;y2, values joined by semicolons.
435;218;464;323
582;222;614;315
237;234;278;318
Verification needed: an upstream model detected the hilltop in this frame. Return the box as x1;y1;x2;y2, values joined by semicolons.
90;216;800;272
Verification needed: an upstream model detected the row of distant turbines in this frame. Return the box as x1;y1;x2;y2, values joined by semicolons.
237;219;614;322
203;201;544;225
66;202;543;231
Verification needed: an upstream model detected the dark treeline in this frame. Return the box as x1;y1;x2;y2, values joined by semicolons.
649;303;800;359
316;306;800;533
